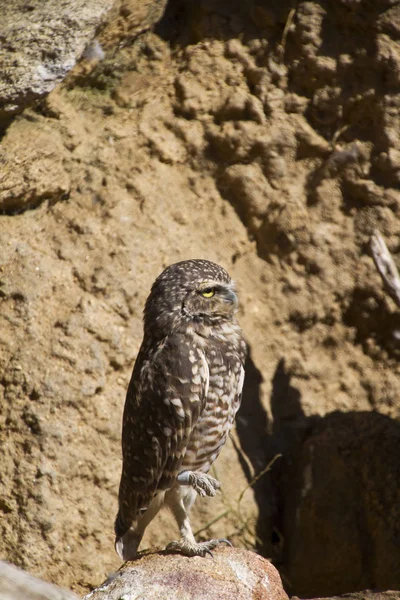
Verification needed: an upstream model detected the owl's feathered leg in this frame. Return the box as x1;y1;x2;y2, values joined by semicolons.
115;492;165;561
164;484;231;557
177;470;220;497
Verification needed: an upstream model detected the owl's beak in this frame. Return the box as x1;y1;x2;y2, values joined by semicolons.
223;288;238;306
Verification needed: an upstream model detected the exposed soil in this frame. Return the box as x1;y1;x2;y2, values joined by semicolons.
0;0;399;597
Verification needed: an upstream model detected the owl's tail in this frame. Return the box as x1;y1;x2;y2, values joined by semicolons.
114;510;142;561
114;491;166;561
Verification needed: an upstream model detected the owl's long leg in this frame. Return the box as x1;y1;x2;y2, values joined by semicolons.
177;470;220;497
115;492;165;561
164;484;230;557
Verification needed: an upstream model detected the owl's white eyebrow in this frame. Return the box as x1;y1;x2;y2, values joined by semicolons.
198;280;234;289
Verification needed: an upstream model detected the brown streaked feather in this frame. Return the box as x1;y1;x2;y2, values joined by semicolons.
117;333;207;533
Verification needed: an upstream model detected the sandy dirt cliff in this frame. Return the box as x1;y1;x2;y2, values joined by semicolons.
0;0;399;597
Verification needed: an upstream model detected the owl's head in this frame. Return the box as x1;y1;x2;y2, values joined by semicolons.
144;259;239;337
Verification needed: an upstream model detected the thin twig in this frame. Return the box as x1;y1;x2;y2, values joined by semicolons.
331;124;350;149
280;8;296;60
370;230;400;308
194;453;282;545
237;453;282;506
229;430;256;481
194;510;230;538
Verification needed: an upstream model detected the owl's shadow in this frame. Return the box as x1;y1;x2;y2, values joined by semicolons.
236;353;400;596
235;353;309;557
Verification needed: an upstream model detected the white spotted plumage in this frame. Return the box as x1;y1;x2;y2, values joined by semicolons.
114;259;246;560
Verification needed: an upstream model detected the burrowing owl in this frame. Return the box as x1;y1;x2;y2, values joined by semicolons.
115;259;246;559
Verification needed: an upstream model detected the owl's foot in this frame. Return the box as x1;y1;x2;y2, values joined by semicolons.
177;471;220;497
165;538;231;557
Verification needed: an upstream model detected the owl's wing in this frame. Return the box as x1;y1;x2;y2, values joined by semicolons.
117;333;208;528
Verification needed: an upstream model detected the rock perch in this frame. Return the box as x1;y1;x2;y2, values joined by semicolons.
83;547;288;600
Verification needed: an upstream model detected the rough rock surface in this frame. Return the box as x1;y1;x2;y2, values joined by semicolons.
0;0;399;598
0;560;78;600
276;411;400;596
0;0;167;116
307;593;400;600
82;548;288;600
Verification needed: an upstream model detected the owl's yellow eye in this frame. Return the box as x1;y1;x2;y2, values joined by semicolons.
201;288;215;298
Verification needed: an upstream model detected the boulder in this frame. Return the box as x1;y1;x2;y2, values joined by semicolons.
83;548;288;600
0;560;78;600
305;592;400;600
278;411;400;597
0;0;167;116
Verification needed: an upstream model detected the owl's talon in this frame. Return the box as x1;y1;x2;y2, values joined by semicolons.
218;538;232;547
165;538;227;557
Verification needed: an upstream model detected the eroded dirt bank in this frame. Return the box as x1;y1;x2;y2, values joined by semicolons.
0;0;399;596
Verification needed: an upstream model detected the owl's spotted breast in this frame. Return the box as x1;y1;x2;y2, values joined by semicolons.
115;259;246;560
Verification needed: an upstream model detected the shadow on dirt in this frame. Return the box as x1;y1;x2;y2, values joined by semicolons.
237;355;400;597
155;0;290;47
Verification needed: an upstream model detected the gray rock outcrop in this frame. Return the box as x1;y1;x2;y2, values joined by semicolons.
0;561;78;600
0;0;167;116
